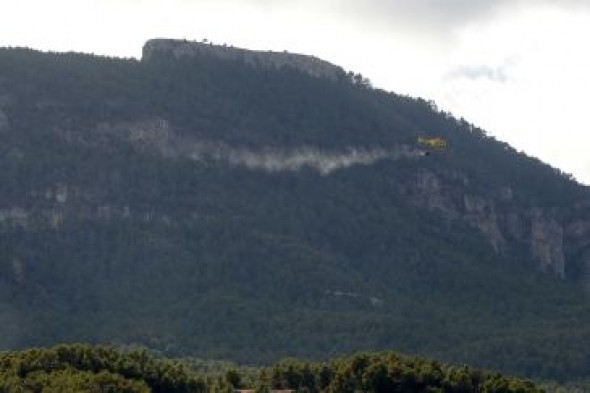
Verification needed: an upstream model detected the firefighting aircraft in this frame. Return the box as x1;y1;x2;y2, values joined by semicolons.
417;137;447;149
416;137;447;155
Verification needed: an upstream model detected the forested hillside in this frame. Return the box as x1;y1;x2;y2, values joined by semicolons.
0;344;543;392
0;41;589;383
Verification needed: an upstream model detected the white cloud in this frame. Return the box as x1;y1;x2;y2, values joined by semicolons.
445;64;511;82
432;5;590;184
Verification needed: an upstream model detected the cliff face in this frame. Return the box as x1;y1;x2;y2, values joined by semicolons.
400;167;590;280
565;205;590;292
142;38;346;80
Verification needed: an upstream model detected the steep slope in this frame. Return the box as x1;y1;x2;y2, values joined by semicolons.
0;41;589;382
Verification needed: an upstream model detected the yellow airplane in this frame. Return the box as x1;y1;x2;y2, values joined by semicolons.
417;137;448;150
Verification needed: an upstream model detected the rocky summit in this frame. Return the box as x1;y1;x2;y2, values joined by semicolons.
142;38;345;80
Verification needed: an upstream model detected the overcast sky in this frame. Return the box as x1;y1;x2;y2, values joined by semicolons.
2;0;589;184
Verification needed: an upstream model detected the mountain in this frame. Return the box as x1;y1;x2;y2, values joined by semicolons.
0;39;589;382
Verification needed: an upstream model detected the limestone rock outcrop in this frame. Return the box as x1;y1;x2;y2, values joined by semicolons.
404;168;588;280
142;39;345;81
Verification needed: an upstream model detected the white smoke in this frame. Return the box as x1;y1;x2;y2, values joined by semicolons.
188;143;425;175
100;119;427;175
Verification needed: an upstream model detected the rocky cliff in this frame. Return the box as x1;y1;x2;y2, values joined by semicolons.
142;38;345;80
400;167;590;280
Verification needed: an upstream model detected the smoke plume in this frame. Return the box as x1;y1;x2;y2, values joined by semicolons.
189;144;425;175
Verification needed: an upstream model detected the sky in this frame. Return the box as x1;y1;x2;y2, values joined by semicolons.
1;0;589;184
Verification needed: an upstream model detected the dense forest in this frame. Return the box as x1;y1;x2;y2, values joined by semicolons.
0;42;589;385
0;344;544;392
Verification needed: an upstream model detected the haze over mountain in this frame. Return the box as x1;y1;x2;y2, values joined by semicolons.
0;39;589;383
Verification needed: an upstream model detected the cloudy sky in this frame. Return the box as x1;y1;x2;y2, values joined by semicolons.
2;0;589;184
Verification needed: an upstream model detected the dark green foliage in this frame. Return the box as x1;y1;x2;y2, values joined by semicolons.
0;344;206;392
263;352;542;393
0;45;589;384
0;345;543;393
